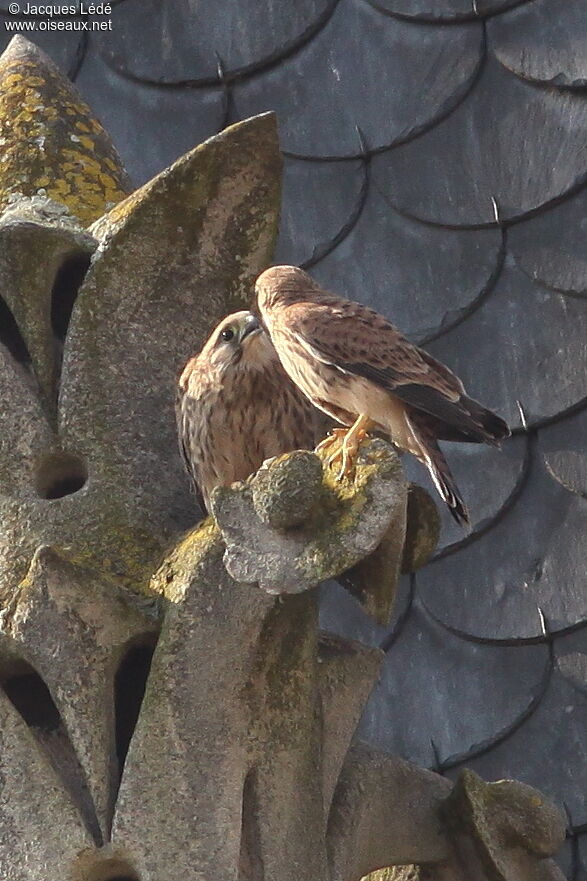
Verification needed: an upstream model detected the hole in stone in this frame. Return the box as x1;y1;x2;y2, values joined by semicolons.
51;252;92;344
2;665;61;731
115;640;156;779
74;856;140;881
35;451;88;499
239;767;263;881
0;295;30;366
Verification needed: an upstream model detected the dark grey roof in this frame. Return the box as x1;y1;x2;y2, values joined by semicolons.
3;1;586;874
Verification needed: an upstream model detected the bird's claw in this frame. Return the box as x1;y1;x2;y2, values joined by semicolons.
315;428;347;455
316;427;369;481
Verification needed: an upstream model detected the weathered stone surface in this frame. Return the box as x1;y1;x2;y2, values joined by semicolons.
115;524;277;880
0;195;95;415
0;37;130;225
251;450;324;528
57;113;280;585
401;484;441;574
1;545;157;840
443;769;566;881
121;520;338;881
328;744;453;878
340;515;406;627
0;341;51;496
211;440;407;594
0;686;93;880
318;633;383;811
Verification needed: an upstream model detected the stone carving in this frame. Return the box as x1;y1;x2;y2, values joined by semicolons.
0;36;567;881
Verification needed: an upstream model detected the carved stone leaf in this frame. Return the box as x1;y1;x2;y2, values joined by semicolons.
0;688;93;879
327;744;452;879
59;113;282;542
0;201;95;414
3;546;157;840
0;344;52;496
0;37;130;225
113;526;275;879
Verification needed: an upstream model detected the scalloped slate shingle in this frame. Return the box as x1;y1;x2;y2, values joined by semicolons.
1;2;585;875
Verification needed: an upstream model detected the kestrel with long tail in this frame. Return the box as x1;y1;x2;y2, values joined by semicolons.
176;310;319;513
255;266;510;526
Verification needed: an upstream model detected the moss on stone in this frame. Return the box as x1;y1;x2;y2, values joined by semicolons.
251;451;323;529
150;518;221;603
0;38;130;225
296;443;404;585
401;484;440;574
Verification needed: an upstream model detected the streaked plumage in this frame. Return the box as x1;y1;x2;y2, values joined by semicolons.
176;310;319;513
255;265;510;526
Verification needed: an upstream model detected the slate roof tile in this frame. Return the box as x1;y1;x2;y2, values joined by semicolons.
416;452;587;640
373;55;587;226
578;838;587;881
232;0;484;157
422;263;587;430
357;601;551;769
454;672;587;820
509;185;587;297
555;629;587;697
539;406;587;499
364;0;531;22
489;0;587;88
75;45;224;185
319;579;391;648
401;433;528;555
275;155;367;268
97;0;337;84
0;29;81;75
306;187;504;342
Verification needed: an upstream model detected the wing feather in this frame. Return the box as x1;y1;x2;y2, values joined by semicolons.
285;299;509;443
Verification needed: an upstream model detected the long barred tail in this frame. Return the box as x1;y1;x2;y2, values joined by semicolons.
421;441;470;526
406;412;470;527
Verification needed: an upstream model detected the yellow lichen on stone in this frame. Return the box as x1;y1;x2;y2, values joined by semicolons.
0;38;130;226
150;518;221;604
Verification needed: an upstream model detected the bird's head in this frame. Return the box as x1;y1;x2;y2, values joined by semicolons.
180;311;282;391
255;265;322;315
202;310;263;369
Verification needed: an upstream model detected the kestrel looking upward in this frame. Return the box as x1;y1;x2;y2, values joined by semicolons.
176;310;319;513
255;266;510;526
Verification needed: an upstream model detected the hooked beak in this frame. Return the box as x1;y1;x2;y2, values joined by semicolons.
240;314;262;342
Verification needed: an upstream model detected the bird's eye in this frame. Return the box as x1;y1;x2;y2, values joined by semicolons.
221;328;235;342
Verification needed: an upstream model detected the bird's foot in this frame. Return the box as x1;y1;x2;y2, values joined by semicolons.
315;428;348;456
329;427;370;480
316;417;372;481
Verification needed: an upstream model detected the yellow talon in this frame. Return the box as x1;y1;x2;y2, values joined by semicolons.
315;415;373;481
315;427;347;455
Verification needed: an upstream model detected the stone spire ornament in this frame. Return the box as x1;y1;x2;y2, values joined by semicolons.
0;37;567;881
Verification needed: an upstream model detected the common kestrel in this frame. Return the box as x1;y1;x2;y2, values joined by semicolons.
255;266;510;526
176;310;319;512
